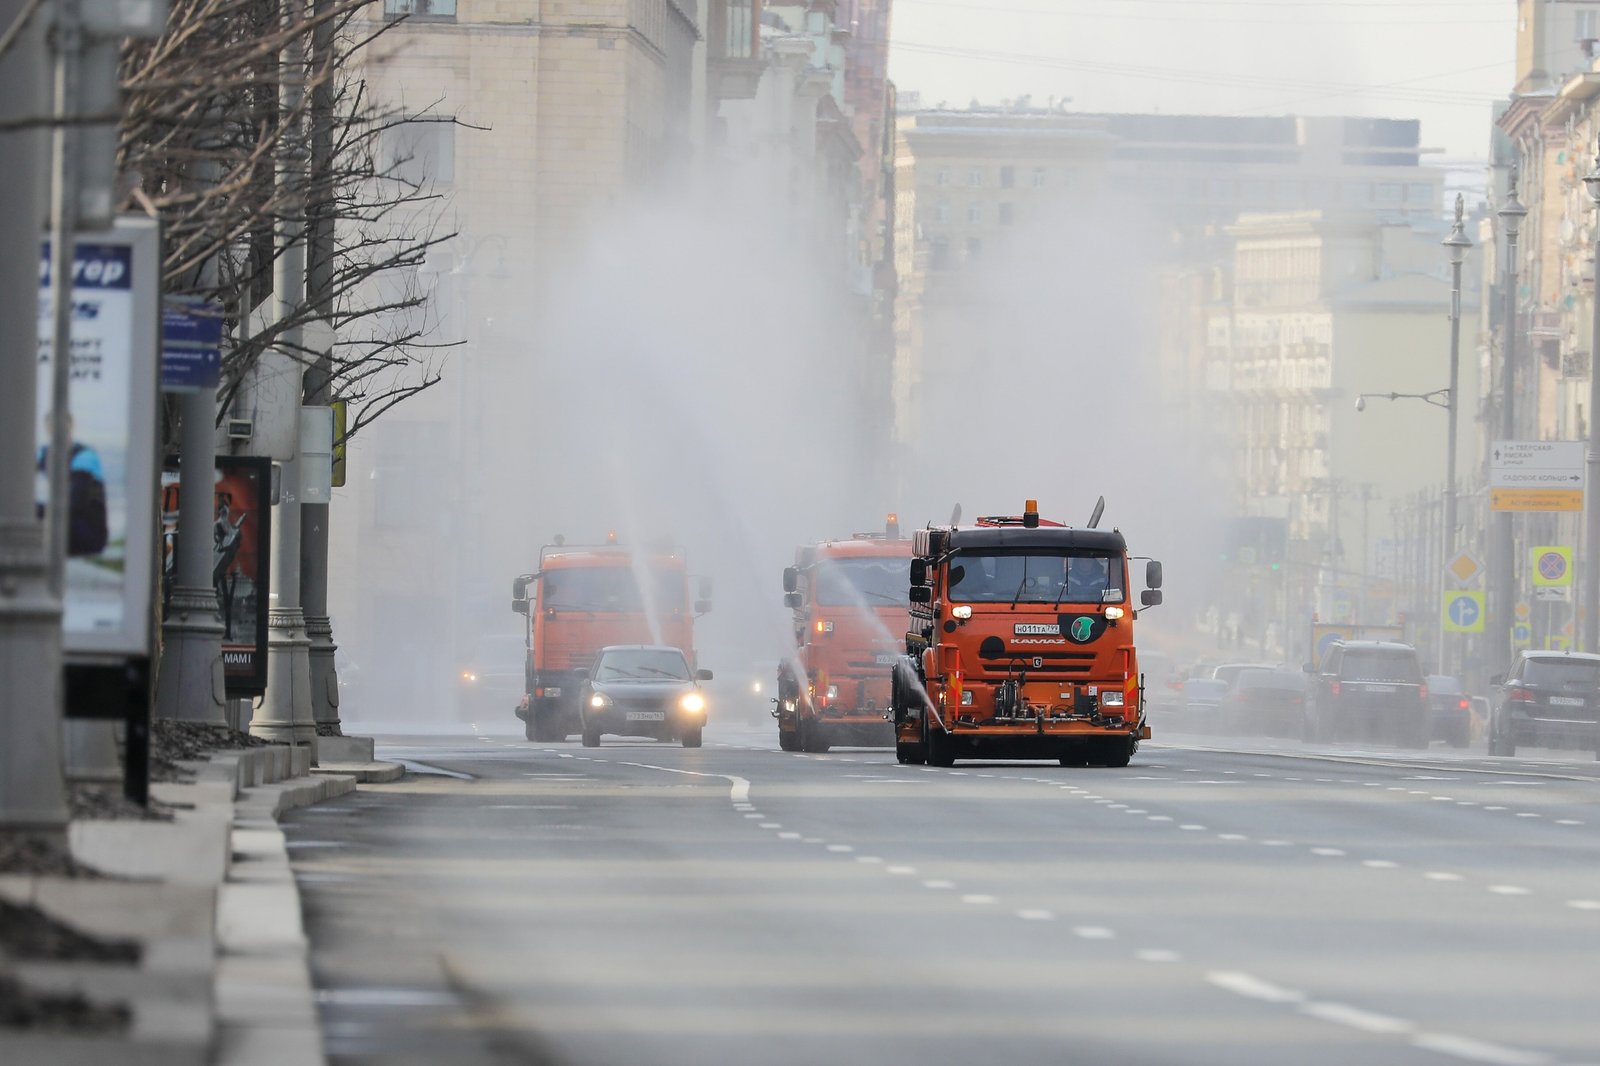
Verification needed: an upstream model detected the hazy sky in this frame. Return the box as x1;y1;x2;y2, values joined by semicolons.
887;0;1515;162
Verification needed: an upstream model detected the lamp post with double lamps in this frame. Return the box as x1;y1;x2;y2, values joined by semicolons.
1493;169;1527;676
1583;144;1600;652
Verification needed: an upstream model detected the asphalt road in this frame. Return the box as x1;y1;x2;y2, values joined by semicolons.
284;723;1600;1066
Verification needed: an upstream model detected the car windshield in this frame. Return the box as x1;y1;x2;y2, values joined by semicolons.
1237;669;1306;692
1519;658;1600;687
542;565;686;612
811;556;907;607
947;551;1124;604
596;649;691;682
1341;649;1422;683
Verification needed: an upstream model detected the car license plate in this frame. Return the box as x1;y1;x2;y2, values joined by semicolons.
875;654;897;665
626;710;666;721
1550;697;1585;706
1365;684;1396;693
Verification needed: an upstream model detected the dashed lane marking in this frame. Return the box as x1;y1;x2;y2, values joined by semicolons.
1425;872;1464;882
826;844;854;853
922;879;954;890
1300;1002;1412;1035
1136;949;1181;963
1072;926;1116;940
1017;909;1055;921
1488;885;1531;896
778;832;801;840
759;823;781;829
887;865;916;875
856;856;883;864
1180;824;1207;831
961;894;998;905
1409;1032;1553;1065
1567;899;1600;910
1206;971;1304;1004
1362;860;1398;869
1311;847;1346;857
1218;833;1248;841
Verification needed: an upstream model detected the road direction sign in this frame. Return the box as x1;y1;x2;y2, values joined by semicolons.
1442;590;1485;634
1535;586;1571;603
1491;441;1586;511
1446;551;1482;586
1531;546;1574;586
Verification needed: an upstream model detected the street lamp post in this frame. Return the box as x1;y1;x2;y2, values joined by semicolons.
1494;167;1528;677
1583;144;1600;652
1442;196;1472;673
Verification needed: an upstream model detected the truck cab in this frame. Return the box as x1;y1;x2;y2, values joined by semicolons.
892;500;1162;767
775;517;911;752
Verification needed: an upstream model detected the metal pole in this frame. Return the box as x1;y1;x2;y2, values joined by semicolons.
1442;195;1470;674
302;0;340;736
1494;168;1528;677
253;0;315;748
1583;146;1600;653
0;0;68;833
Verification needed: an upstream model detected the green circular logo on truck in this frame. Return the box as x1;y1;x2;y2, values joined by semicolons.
1070;617;1095;643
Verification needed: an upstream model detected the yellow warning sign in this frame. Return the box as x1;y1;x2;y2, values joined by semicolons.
1491;488;1584;513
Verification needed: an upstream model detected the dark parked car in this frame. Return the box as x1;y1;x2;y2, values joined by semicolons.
1221;667;1309;737
578;645;712;748
1425;674;1471;748
1306;641;1428;747
1488;651;1600;758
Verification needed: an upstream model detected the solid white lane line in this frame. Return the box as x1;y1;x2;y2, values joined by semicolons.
1017;909;1055;921
961;894;997;905
1072;926;1116;940
1136;949;1181;963
1488;885;1531;896
1409;1032;1552;1065
1206;971;1304;1004
618;762;752;804
1299;1002;1412;1035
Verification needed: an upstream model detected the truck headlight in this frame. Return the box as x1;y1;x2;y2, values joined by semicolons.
1100;691;1125;707
680;692;706;713
590;694;610;708
961;690;973;705
826;685;839;701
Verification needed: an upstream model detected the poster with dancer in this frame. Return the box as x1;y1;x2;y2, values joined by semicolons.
160;456;272;696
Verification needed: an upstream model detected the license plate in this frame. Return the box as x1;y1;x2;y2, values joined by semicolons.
544;687;562;697
1365;684;1397;693
1550;697;1585;706
626;711;666;721
875;654;897;665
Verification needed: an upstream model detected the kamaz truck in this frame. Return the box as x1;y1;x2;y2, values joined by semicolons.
891;499;1163;767
511;536;709;742
774;516;911;752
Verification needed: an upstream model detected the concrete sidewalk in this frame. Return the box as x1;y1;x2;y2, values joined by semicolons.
0;740;395;1065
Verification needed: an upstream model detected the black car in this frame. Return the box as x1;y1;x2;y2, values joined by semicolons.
1306;640;1427;747
1488;651;1600;758
578;645;713;748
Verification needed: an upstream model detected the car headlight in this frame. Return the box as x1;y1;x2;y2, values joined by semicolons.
589;694;610;708
680;692;706;713
461;671;477;683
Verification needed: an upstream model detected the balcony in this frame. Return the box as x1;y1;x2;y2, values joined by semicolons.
710;0;764;100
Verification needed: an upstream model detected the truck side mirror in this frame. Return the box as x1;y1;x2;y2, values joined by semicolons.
696;669;713;681
1145;560;1163;589
909;586;932;604
512;575;532;599
512;599;529;615
695;599;713;616
1140;589;1162;607
909;558;928;586
784;591;802;609
782;566;799;593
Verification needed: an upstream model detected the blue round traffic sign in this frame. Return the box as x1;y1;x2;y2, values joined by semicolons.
1537;551;1569;582
1446;594;1480;628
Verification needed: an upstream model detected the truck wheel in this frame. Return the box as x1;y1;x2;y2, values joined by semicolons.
897;737;927;765
1058;748;1088;768
1102;738;1134;768
801;719;830;754
681;725;703;748
778;727;801;752
533;711;566;743
581;724;601;748
524;717;538;742
925;721;955;767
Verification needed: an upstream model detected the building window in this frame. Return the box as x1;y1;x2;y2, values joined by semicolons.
1406;182;1435;206
1341;181;1369;205
1033;167;1046;188
936;168;951;187
966;237;982;259
931;237;951;271
1376;183;1403;205
381;118;456;186
999;165;1015;189
384;0;456;18
968;167;984;187
967;202;982;224
934;201;950;224
998;202;1014;225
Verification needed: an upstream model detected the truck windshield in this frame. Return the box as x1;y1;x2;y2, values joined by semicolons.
812;556;907;607
596;648;692;681
947;551;1124;604
541;566;687;612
